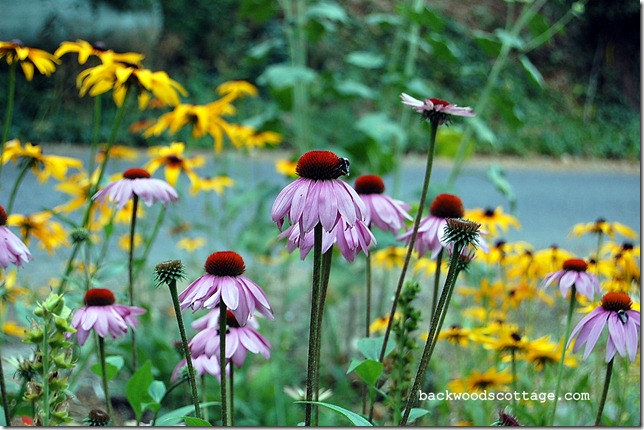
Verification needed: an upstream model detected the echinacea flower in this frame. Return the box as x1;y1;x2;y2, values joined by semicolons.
400;93;475;125
464;206;521;237
542;258;600;300
71;288;146;346
188;308;271;368
567;292;640;362
92;167;178;210
398;193;464;258
0;205;31;268
172;354;221;382
178;251;273;325
353;175;412;233
0;39;60;80
272;150;365;234
55;39;144;65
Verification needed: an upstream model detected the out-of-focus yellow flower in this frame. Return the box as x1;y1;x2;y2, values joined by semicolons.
476;240;532;266
275;158;298;178
111;198;147;225
465;206;521;237
1;139;82;183
570;218;638;240
447;367;513;393
216;80;258;99
510;338;578;371
7;211;69;253
77;62;187;109
55;39;144;65
145;142;204;187
119;233;142;251
177;237;206;253
372;246;408;271
602;241;640;286
369;313;401;334
529;245;576;279
227;124;282;150
2;321;26;338
144;103;229;139
470;320;518;341
432;324;472;347
0;40;60;80
96;144;139;163
459;279;506;305
504;280;555;309
190;175;235;195
461;306;506;325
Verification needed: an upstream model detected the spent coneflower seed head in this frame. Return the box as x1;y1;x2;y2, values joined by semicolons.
443;218;481;249
154;259;187;286
295;150;350;179
85;409;110;426
204;251;245;277
430;194;465;218
122;167;151;179
354;175;385;194
83;288;115;306
492;410;521;426
562;258;588;272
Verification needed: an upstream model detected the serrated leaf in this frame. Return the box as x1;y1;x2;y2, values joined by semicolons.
519;55;545;88
346;51;385;69
357;336;395;361
295;401;372;426
90;356;124;382
183;416;212;426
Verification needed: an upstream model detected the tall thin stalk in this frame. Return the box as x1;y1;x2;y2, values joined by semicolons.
97;337;114;425
219;302;229;426
595;358;614;426
128;195;140;369
550;286;576;425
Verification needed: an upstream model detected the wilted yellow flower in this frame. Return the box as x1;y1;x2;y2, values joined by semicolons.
0;40;60;80
216;80;258;99
465;206;521;237
275;158;298;178
177;237;206;252
77;61;187;109
570;218;638;240
447;367;513;393
2;139;82;183
7;211;69;253
55;39;144;65
145;142;204;187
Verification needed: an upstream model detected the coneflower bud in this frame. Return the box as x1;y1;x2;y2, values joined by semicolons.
84;409;110;426
443;218;481;249
70;227;90;244
154;260;187;287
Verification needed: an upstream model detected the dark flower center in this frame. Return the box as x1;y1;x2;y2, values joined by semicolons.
226;310;241;328
91;41;108;52
601;292;632;312
429;194;464;218
0;206;6;226
296;150;349;180
622;242;634;251
510;332;522;342
494;240;506;249
84;288;116;306
562;258;588;272
354;175;385;194
204;251;245;276
484;207;496;217
123;168;151;179
167;155;183;167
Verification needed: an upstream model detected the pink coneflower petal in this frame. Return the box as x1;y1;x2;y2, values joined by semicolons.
607;314;627;358
568;307;605;352
558;271;577;296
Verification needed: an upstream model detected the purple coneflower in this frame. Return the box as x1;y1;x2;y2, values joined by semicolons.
567;292;640;362
92;167;178;209
0;205;31;268
189;309;271;368
542;258;600;300
400;93;475;124
271;150;365;233
178;251;273;326
71;288;146;346
172;354;220;382
354;175;412;233
398;193;465;258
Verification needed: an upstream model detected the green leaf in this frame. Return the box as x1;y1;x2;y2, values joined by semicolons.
347;359;383;387
306;1;348;24
357;336;395;361
519;55;545;88
155;401;220;426
125;360;154;422
495;29;524;49
407;408;430;423
258;64;318;90
182;416;212;426
334;80;376;99
90;356;124;382
295;401;372;426
346;51;385;69
355;113;405;145
148;380;166;410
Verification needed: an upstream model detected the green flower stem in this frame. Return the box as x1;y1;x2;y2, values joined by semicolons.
167;279;201;419
41;318;51;426
400;246;463;426
133;206;167;282
128;195;140;370
511;349;518;410
0;62;17;184
97;337;114;425
595;358;614;426
550;286;577;425
219;302;229;426
201;375;209;422
6;161;31;215
229;365;235;426
431;249;444;320
87;95;102;176
313;248;333;426
379;119;439;363
305;224;323;426
0;346;10;426
365;252;372;338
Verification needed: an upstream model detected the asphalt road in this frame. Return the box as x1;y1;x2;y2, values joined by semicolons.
4;145;640;286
